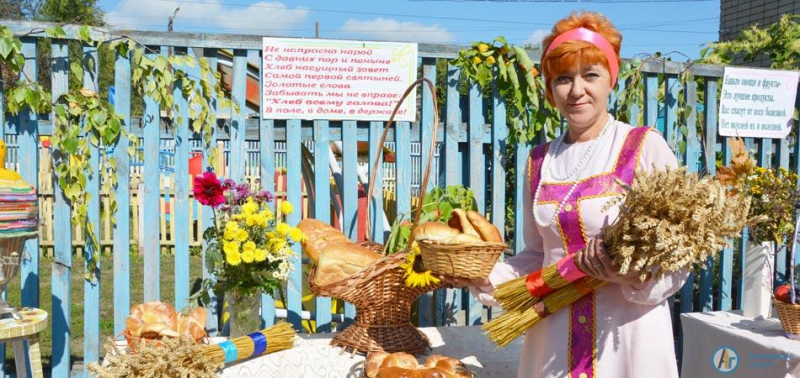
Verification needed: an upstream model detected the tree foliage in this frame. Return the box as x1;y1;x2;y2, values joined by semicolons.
701;14;799;70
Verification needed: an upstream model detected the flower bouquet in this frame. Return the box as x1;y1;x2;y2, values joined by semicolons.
190;171;303;337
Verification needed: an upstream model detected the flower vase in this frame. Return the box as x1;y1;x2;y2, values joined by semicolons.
228;288;261;338
743;241;774;319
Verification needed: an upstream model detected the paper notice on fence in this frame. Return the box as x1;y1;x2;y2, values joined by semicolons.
261;38;418;122
719;67;799;138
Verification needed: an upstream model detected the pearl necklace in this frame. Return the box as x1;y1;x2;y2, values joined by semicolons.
532;115;615;228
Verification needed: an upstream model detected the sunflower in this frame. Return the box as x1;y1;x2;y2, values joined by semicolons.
400;242;440;288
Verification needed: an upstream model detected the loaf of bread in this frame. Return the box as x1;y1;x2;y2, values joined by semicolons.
314;241;381;286
447;209;481;239
412;222;460;243
466;211;503;242
439;233;483;245
376;367;455;378
297;218;350;264
366;352;391;378
366;352;470;378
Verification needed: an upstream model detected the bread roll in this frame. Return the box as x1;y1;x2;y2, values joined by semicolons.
423;355;449;368
447;209;480;239
376;367;456;378
366;351;391;378
440;233;483;245
314;241;380;286
433;359;469;378
379;352;419;370
466;210;503;242
297;219;350;264
412;222;460;243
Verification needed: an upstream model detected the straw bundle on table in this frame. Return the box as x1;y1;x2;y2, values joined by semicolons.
484;168;757;347
202;321;296;365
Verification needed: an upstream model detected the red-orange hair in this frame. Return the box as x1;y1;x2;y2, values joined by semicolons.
540;12;622;105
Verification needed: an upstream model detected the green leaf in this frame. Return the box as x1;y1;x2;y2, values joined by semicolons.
0;38;14;59
512;46;533;70
70;61;84;83
91;111;107;126
46;26;67;39
79;26;91;42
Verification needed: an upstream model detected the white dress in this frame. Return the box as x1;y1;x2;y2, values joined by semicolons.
471;121;688;378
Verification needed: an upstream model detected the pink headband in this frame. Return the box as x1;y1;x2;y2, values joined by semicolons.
544;27;619;87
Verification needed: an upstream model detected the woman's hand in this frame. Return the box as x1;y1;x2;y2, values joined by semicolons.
434;274;491;289
576;238;650;287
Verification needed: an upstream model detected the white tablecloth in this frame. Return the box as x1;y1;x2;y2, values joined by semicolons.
220;326;522;377
680;311;800;378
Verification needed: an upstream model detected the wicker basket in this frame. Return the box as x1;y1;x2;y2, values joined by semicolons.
308;245;443;355
307;78;447;355
774;298;800;339
417;240;506;280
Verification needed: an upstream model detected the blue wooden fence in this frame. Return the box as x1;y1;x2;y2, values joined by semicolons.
1;20;799;376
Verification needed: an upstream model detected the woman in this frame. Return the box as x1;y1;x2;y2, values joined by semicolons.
447;12;688;378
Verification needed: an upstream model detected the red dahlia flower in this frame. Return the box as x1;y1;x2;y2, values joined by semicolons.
193;172;226;208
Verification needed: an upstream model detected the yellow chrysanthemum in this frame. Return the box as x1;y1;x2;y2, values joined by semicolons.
245;214;258;227
231;214;245;222
259;209;274;221
225;221;240;231
254;248;267;262
225;250;242;266
242;198;259;215
280;201;294;215
288;227;304;242
270;238;287;252
223;241;240;256
235;229;249;242
400;242;440;288
275;222;291;236
241;248;255;263
223;228;237;241
242;240;256;252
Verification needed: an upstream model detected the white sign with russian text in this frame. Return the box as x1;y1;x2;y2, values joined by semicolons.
261;38;418;122
719;67;799;138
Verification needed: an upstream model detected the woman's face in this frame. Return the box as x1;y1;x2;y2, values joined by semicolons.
550;63;612;131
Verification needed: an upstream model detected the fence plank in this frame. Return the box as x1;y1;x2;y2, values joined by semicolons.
143;47;162;303
50;39;72;378
369;120;385;245
466;83;484;326
113;48;133;337
82;43;102;378
418;59;436;327
442;64;462;324
173;47;191;311
776;137;791;286
19;37;40;311
719;137;734;311
664;75;680;161
286;119;303;330
489;74;507;322
259;52;276;328
230;49;248;182
314;120;332;333
199;49;219;335
342;120;358;327
644;73;659;131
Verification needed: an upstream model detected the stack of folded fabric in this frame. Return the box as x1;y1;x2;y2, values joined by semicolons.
0;140;37;239
0;179;38;238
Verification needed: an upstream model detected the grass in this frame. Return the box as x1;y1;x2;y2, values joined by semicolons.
2;251;203;373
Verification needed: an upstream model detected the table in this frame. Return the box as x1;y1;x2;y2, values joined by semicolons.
0;308;48;378
680;311;800;378
220;326;522;377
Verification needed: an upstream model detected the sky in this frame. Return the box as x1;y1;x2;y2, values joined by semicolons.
96;0;722;60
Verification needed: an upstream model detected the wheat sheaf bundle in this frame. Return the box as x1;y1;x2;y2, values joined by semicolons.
604;167;755;281
89;322;297;377
484;168;757;347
